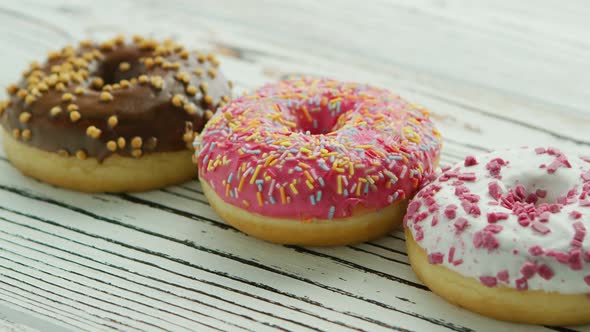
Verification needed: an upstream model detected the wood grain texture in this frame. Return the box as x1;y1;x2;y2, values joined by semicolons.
0;0;589;331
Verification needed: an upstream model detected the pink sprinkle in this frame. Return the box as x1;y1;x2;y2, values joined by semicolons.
538;211;551;223
532;222;550;235
525;193;538;204
488;182;503;200
448;246;455;263
451;180;464;186
458;173;477;182
431;215;438;226
428;252;444;264
487;212;509;223
497;270;509;283
461;200;481;216
464;156;478;167
535;189;547;198
547;147;561;155
454;218;469;233
414;212;429;223
585;275;590;286
570;210;583;219
569;249;583;270
441;166;452;172
535;147;546;154
580;198;590;207
415;229;424;241
462;193;480;203
516;278;528;291
584;251;590;262
546;249;570;263
549;204;562;213
479;276;498;287
473;230;499;252
424;197;436;206
537;265;554;280
452;259;463;266
484;224;503;234
520;262;537;279
515;185;527;200
582;171;590;182
428;204;439;213
444;205;457;220
518;214;531;227
454;186;469;196
406;201;422;218
573;221;586;242
528;245;544;256
486;158;506;177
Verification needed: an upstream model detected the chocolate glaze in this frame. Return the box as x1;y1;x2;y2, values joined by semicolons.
1;37;232;161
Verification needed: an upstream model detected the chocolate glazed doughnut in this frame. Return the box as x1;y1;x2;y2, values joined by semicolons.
0;36;232;192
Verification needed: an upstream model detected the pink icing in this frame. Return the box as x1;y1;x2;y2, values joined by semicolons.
195;78;441;220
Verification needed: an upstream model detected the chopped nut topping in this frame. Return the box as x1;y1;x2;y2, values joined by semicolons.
55;82;66;91
138;75;149;84
131;136;143;148
106;141;117;151
22;129;31;141
108;115;118;128
19;112;31;123
100;91;114;102
171;94;184;107
92;77;104;89
117;137;126;149
50;106;62;117
70;111;81;122
6;84;18;95
184;104;197;115
150;76;164;89
119;62;131;72
61;93;75;102
76;150;87;160
199;82;208;93
86;126;101;139
131;149;142;158
186;85;197;95
120;80;130;88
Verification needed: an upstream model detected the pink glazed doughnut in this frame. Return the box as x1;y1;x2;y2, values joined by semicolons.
195;78;441;246
405;146;590;325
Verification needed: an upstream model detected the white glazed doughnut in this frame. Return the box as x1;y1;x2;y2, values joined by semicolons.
404;146;590;325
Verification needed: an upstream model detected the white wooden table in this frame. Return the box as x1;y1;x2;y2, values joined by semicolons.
0;1;589;331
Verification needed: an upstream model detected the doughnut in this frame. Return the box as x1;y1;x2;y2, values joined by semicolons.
0;35;232;192
195;78;442;246
404;146;590;325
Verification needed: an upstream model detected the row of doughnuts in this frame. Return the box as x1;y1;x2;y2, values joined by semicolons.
2;36;588;326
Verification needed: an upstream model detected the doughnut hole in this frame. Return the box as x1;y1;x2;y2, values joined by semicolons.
288;95;365;135
499;167;580;206
93;47;148;86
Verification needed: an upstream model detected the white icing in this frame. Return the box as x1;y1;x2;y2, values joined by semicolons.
405;147;590;293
